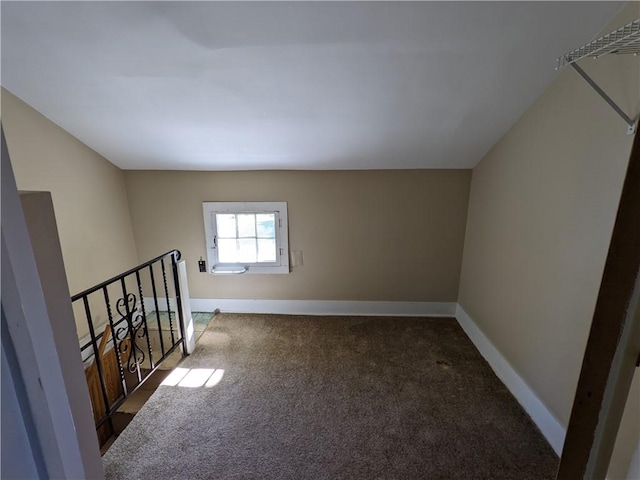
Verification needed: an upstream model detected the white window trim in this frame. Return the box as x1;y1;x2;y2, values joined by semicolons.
203;201;289;275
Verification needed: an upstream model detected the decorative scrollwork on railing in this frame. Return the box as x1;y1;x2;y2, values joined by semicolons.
114;293;148;374
74;249;186;441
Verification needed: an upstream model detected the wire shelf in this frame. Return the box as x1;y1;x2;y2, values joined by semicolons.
557;19;640;69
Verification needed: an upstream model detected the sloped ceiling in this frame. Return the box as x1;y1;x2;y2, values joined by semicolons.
1;2;623;170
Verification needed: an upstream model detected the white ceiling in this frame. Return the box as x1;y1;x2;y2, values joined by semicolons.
1;2;623;170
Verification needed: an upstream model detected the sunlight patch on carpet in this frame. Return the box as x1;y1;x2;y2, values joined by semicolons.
161;367;225;388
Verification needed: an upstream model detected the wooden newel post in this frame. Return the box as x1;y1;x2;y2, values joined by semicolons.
557;131;640;479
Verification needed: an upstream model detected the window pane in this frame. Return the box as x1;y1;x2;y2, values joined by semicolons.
216;214;236;238
256;214;276;238
257;239;277;262
218;239;238;263
237;239;257;263
237;214;256;237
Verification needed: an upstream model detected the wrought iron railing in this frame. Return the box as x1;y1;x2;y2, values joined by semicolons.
72;249;186;444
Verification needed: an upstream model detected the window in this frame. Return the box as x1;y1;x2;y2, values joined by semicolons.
203;202;289;274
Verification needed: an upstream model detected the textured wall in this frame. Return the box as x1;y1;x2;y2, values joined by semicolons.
125;169;470;303
457;4;639;477
1;89;139;297
2;89;140;340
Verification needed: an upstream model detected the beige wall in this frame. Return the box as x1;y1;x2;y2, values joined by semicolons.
125;169;470;302
457;4;639;477
1;89;139;302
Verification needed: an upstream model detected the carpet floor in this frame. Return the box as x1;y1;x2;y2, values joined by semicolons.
103;314;558;479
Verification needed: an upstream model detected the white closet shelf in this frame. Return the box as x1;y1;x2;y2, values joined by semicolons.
557;19;640;70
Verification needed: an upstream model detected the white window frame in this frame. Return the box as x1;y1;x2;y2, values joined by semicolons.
203;201;289;275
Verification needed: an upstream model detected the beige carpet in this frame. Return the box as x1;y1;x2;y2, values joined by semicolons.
103;313;558;479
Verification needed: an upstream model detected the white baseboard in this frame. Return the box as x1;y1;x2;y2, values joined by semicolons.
455;304;566;455
190;299;456;317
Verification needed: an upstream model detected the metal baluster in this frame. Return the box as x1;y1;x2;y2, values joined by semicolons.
73;250;188;446
136;270;154;370
83;296;114;436
160;258;176;346
149;264;166;357
104;286;128;399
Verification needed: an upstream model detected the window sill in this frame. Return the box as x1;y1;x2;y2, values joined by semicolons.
210;265;289;275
